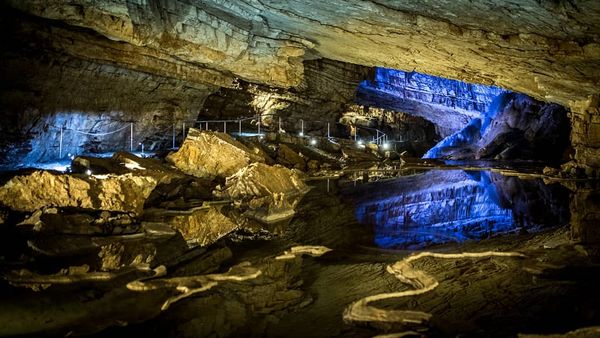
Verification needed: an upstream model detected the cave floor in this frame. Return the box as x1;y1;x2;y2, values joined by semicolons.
1;166;599;338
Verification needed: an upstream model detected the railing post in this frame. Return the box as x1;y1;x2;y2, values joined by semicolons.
205;122;208;130
182;122;186;140
301;119;304;135
278;117;282;133
327;122;330;139
224;121;227;133
258;117;261;135
239;119;242;134
129;122;133;151
59;126;63;159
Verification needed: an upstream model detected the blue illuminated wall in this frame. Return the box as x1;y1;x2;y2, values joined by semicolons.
359;68;506;114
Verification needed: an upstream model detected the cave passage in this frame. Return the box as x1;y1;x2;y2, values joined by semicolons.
0;2;599;338
355;67;572;164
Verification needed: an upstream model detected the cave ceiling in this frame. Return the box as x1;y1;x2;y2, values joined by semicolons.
6;0;600;113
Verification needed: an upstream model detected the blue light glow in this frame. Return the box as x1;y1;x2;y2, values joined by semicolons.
352;170;568;249
358;67;506;114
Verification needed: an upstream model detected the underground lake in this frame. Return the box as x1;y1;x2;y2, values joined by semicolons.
1;1;600;337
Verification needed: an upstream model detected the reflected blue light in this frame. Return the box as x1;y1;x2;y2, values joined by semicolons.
352;170;568;250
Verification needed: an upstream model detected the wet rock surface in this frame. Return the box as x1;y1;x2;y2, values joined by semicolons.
0;160;599;337
220;163;310;225
148;207;239;248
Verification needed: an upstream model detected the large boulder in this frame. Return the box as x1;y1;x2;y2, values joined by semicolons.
221;163;309;224
0;171;156;214
73;152;216;209
166;129;265;180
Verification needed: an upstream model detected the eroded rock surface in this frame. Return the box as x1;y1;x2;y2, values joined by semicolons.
167;129;265;180
3;1;600;169
0;171;156;214
425;93;570;162
163;207;239;247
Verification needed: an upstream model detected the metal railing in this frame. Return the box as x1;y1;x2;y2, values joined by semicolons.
48;113;389;159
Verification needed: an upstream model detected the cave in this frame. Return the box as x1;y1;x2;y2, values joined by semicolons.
0;1;600;337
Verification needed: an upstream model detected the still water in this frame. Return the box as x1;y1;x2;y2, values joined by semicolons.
349;170;570;249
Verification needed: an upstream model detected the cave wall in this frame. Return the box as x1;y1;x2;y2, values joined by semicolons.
0;7;219;167
201;58;373;136
355;68;507;137
423;93;571;163
3;0;600;169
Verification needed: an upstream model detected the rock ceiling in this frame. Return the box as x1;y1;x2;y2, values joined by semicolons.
3;0;600;167
7;0;600;111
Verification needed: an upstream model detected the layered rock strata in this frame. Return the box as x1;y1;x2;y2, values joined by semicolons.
3;1;600;169
0;171;156;214
424;93;571;162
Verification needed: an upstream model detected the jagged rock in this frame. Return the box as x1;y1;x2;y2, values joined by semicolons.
425;93;570;162
16;207;138;235
0;171;156;214
277;144;307;171
221;163;309;224
543;166;560;177
165;207;239;247
223;163;308;200
236;138;276;165
167;129;265;180
71;152;217;209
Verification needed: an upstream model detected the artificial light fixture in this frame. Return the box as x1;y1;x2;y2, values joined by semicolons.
310;139;317;146
85;169;92;175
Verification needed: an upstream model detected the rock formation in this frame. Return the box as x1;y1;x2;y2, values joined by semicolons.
0;171;156;214
356;68;506;137
2;1;599;170
424;93;571;162
166;129;265;180
160;207;239;247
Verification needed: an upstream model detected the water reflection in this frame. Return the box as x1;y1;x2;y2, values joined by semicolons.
352;170;570;249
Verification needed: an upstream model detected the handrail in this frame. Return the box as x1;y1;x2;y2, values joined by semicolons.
46;112;391;160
